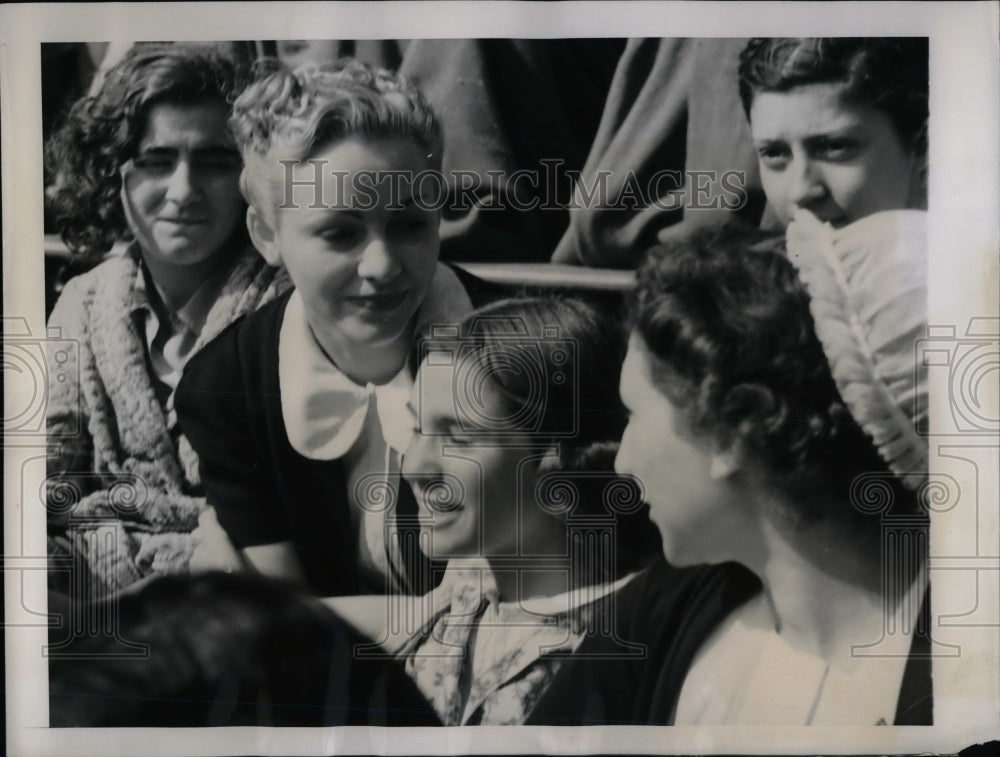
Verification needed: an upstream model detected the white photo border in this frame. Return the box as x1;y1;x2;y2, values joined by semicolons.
3;2;998;755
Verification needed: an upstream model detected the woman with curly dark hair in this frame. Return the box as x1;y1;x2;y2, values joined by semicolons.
608;223;931;725
45;43;289;596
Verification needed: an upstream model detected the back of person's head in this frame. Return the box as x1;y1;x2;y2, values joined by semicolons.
45;43;246;258
738;38;928;156
230;58;442;218
422;295;662;574
627;225;919;524
48;571;435;727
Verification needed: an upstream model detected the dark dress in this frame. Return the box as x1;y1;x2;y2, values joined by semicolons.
527;559;933;726
175;266;500;597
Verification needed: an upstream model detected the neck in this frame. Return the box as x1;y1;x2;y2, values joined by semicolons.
141;245;233;314
308;317;414;386
489;562;573;604
752;494;922;661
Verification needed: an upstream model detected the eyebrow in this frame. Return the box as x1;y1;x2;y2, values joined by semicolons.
136;144;239;158
301;209;365;225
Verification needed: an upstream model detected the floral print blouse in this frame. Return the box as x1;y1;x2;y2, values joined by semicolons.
392;559;636;725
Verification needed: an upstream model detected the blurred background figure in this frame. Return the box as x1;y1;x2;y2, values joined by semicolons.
275;38;627;263
49;572;438;726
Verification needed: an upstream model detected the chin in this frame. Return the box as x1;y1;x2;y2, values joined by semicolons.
341;321;404;347
154;243;219;266
425;527;477;560
658;534;698;568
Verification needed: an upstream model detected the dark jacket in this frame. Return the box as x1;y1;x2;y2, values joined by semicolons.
175;267;500;596
528;559;932;726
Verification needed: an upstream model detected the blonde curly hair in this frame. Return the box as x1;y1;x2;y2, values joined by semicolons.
230;58;442;218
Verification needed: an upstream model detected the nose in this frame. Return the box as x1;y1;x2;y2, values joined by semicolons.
613;437;630;476
787;156;827;210
163;158;199;206
402;431;434;484
357;235;403;282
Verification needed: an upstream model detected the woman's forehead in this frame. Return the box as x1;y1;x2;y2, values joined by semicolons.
748;83;875;137
415;354;509;423
138;100;233;149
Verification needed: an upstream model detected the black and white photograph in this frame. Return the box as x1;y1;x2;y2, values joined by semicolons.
3;2;998;755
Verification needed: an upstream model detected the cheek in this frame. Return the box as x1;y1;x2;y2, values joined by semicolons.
123;179;160;217
758;170;793;222
856;157;913;211
758;167;785;200
823;164;873;209
408;241;440;284
619;421;654;474
285;247;355;294
446;456;486;507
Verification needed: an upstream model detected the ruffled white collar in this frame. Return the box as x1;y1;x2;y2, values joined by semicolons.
279;263;473;460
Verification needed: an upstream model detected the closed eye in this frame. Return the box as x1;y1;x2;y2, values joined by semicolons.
132;150;177;172
319;224;363;248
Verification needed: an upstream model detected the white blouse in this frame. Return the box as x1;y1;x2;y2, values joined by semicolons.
277;264;472;590
674;576;926;725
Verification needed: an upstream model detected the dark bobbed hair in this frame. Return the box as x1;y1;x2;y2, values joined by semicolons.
738;38;929;156
45;43;248;259
628;225;919;522
48;572;438;727
421;295;663;576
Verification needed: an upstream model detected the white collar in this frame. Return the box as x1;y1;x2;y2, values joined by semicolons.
437;557;638;616
279;263;472;460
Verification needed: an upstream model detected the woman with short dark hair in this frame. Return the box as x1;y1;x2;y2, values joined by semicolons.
613;223;930;724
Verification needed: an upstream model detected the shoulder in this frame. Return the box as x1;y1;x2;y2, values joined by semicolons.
47;254;139;337
194;290;291;365
179;289;293;400
50;254;136;308
617;559;760;633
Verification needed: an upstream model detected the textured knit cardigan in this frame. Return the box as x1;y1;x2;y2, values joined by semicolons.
46;245;291;592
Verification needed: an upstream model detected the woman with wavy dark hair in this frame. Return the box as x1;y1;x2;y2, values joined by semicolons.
328;295;663;725
611;223;930;725
45;43;289;595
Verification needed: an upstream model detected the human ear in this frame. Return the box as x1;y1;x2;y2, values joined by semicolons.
709;444;741;480
246;205;281;266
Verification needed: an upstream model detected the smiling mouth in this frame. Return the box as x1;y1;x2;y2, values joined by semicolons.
345;290;411;311
159;217;207;226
